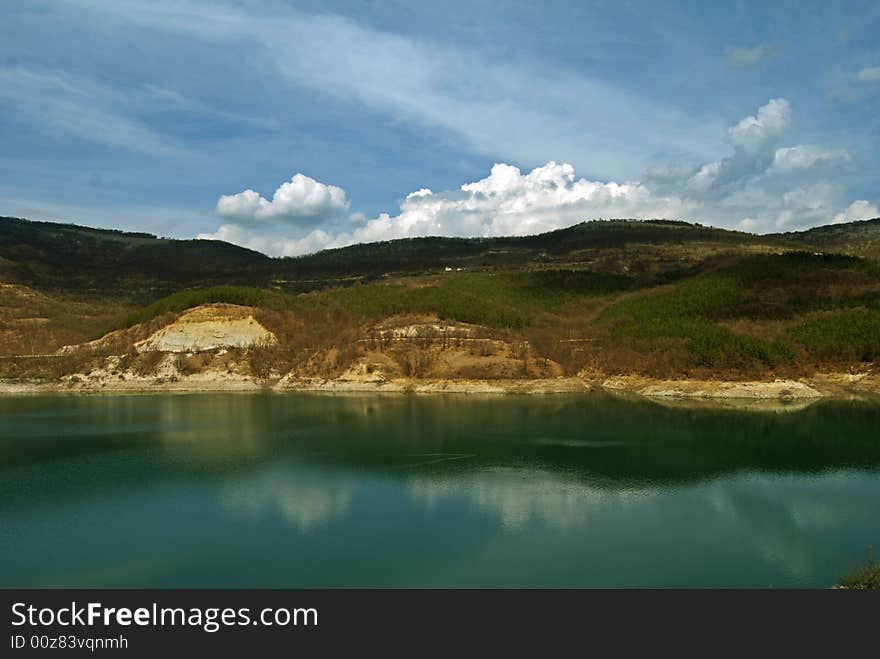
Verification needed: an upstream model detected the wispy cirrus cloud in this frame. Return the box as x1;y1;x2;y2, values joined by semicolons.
0;66;183;156
56;0;726;180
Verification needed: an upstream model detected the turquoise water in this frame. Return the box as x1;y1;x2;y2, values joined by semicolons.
1;393;879;588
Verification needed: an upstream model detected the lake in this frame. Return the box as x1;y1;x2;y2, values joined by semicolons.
1;392;879;588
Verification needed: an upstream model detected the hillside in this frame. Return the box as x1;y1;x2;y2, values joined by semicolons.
2;214;880;399
1;215;807;298
278;219;783;277
772;218;880;260
10;214;880;301
0;216;270;301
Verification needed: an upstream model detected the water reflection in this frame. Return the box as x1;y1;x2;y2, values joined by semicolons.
1;393;879;587
405;465;880;582
409;467;655;531
698;473;880;579
4;393;880;483
222;465;355;532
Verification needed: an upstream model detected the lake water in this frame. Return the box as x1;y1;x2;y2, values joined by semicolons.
1;393;879;588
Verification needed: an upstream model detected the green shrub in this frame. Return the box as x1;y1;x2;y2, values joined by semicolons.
792;309;880;362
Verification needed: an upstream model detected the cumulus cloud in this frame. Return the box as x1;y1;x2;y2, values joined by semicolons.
726;98;790;155
201;223;337;257
833;200;879;224
856;66;880;82
203;98;869;255
649;98;858;231
661;98;795;200
727;44;779;67
216;173;349;226
202;161;693;256
343;162;690;242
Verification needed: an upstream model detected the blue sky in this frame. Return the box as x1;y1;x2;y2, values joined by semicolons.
1;0;878;255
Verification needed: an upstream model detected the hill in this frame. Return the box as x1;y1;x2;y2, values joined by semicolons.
1;215;806;299
278;219;779;277
771;218;880;260
2;214;880;395
0;216;270;301
4;213;880;301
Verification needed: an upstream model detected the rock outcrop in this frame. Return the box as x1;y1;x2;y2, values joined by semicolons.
135;304;275;353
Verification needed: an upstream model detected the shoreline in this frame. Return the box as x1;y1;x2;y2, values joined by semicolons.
2;370;879;409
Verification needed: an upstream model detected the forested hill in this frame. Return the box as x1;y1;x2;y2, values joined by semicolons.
1;214;878;302
0;216;269;300
279;219;770;277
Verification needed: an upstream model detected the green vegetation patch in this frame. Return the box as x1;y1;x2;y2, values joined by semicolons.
716;252;880;319
332;270;633;328
598;252;880;369
331;274;529;328
599;266;786;369
512;270;633;297
793;308;880;363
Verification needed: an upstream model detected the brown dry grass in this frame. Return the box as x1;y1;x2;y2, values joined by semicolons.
0;284;135;357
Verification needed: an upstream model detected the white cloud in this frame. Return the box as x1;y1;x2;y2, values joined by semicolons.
216;173;350;226
200;223;336;257
203;161;693;256
349;162;689;240
726;98;790;156
651;99;860;231
833;200;879;224
205;97;869;256
856;66;880;82
769;145;850;173
648;99;793;201
727;44;778;68
686;161;723;192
